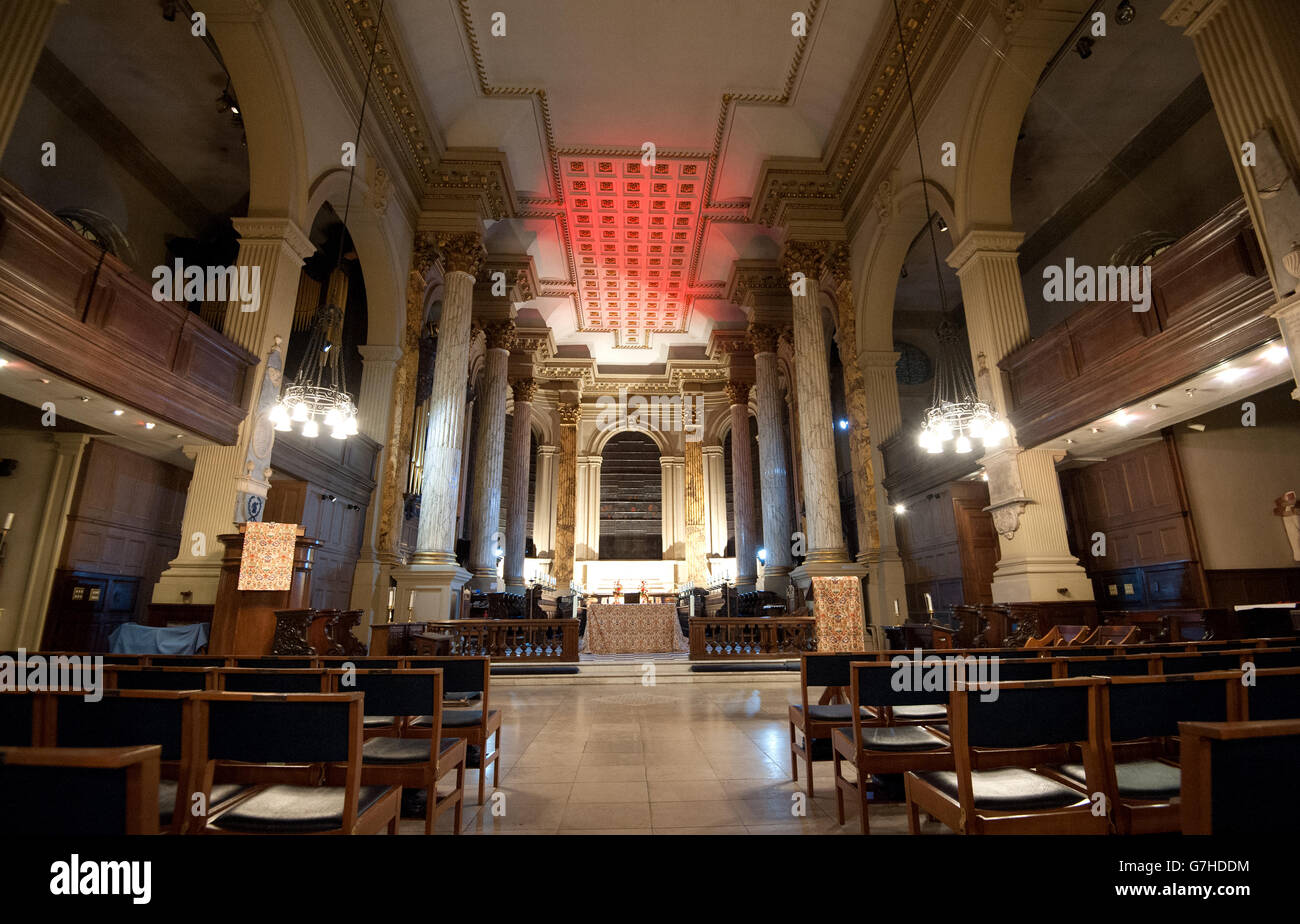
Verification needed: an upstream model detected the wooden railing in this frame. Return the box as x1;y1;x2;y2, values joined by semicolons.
688;616;817;659
422;619;580;662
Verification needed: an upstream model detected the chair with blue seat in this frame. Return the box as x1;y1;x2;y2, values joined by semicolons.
904;676;1110;835
404;656;499;803
833;661;954;834
328;668;467;834
1050;670;1242;834
788;651;881;797
190;690;401;835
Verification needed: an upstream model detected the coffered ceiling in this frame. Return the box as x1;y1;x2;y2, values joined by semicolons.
333;0;894;362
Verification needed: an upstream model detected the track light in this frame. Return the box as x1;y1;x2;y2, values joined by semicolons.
1116;1;1136;25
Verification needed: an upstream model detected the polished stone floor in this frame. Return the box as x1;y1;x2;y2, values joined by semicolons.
406;677;949;835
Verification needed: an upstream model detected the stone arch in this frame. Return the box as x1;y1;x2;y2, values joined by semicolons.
951;1;1092;236
587;418;672;456
207;6;311;226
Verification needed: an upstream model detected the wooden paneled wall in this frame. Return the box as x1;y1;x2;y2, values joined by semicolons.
1059;434;1207;609
894;480;999;614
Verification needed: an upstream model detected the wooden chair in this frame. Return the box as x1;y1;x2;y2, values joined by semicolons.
833;661;953;834
1242;666;1300;720
1094;625;1140;646
1023;626;1062;648
232;656;317;668
1057;625;1096;646
147;656;229;668
189;691;401;835
108;666;217;691
328;668;467;834
1049;671;1241;834
905;676;1111;835
405;656;500;803
216;667;329;693
1054;654;1158;678
1179;718;1300;834
788;652;877;796
0;744;161;835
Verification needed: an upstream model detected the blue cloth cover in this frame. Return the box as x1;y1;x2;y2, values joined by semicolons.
109;622;210;655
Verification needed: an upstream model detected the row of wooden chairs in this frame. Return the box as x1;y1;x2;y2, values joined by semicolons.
1025;624;1140;647
12;653;455;669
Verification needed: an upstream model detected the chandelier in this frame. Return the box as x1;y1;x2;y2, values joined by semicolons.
917;320;1007;454
889;0;1008;456
270;303;358;439
267;0;387;441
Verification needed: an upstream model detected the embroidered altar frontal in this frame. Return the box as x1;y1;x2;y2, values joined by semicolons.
583;603;689;655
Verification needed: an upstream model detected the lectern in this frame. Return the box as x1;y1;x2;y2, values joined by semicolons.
209;526;319;655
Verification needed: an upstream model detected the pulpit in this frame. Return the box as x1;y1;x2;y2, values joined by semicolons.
209;527;319;656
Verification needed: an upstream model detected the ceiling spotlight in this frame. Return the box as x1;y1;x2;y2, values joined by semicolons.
1114;410;1135;426
1075;36;1094;59
1217;366;1247;383
1116;1;1137;25
1064;438;1075;444
0;357;8;368
894;503;906;515
38;377;50;384
936;216;948;233
113;409;124;416
144;422;156;430
1148;403;1164;410
1187;423;1206;432
1090;427;1102;434
1265;343;1289;365
78;396;90;403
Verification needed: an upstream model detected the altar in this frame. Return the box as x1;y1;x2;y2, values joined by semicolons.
582;602;689;655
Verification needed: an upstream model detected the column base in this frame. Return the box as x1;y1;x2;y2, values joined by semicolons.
990;556;1094;604
152;559;224;605
734;574;757;595
503;576;527;595
391;561;471;622
857;549;908;626
760;565;791;596
467;568;501;593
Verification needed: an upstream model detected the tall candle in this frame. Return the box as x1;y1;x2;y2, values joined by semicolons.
2;512;12;530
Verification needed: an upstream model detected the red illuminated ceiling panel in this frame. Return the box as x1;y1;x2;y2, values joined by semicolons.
562;155;707;349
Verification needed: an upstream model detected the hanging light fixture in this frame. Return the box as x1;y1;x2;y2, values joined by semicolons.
889;0;1007;457
269;0;388;441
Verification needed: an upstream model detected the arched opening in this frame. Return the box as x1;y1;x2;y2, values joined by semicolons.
598;430;662;560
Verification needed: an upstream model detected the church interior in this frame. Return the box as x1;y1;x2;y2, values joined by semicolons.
1;0;1299;854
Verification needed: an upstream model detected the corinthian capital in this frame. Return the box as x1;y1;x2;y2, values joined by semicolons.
557;402;582;426
822;242;852;289
411;232;439;278
437;232;486;277
725;382;751;407
511;378;539;403
779;240;826;279
483;319;516;351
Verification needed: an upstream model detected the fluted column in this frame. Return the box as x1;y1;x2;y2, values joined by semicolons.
726;383;758;593
552;402;580;587
532;444;558;557
455;382;477;540
859;349;909;623
153;217;314;604
503;378;537;592
781;242;849;564
467;321;513;590
575;455;602;560
349;343;402;616
0;0;64;161
948;229;1092;603
374;234;439;556
751;326;793;593
412;234;484;563
660;455;685;559
1164;0;1300;390
701;445;728;555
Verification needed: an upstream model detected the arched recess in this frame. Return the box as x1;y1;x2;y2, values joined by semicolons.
306;168;405;348
587;420;672;457
528;407;555;448
857;178;958;356
951;1;1093;235
597;430;663;561
206;3;311;226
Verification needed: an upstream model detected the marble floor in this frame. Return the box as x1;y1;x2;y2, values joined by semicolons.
405;677;949;835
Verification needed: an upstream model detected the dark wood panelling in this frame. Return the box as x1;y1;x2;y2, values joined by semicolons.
0;178;256;444
1206;568;1300;609
1001;199;1276;447
896;480;998;613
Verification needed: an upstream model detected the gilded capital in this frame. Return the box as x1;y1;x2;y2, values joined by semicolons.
411;232;439;278
483;319;516;351
558;401;582;426
725;382;751;407
780;240;826;279
822;242;852;289
511;378;539;403
436;231;486;277
747;323;779;355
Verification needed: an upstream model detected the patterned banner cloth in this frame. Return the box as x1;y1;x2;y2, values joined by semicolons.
237;521;298;591
810;576;866;650
582;603;688;654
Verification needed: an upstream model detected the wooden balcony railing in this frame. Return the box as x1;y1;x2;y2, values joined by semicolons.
688;616;817;659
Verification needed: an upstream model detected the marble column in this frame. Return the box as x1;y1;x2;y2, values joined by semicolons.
503;378;537;593
397;233;484;621
153;217;315;605
684;432;707;587
0;0;64;161
532;444;558;558
467;320;514;591
455;381;477;540
660;455;685;560
947;229;1092;603
374;233;439;557
702;445;728;556
1164;0;1300;391
780;241;865;650
727;382;758;593
349;343;402;618
552;402;580;588
750;325;794;594
859;349;909;624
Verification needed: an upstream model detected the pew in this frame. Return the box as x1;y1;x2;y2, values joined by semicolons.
1179;719;1300;834
0;744;162;835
